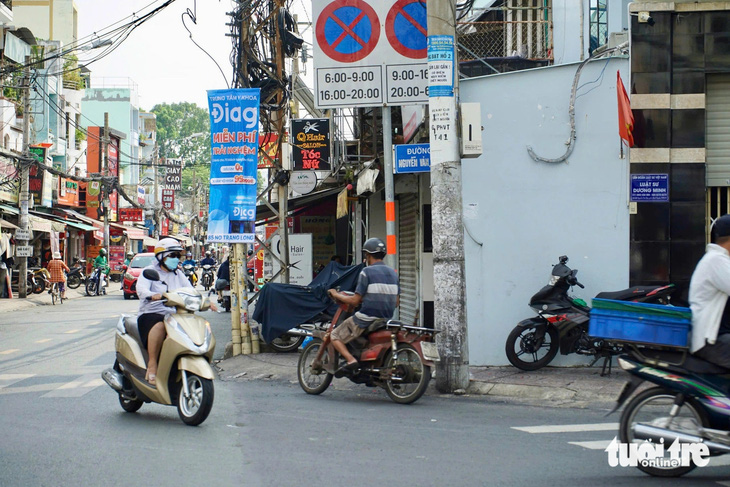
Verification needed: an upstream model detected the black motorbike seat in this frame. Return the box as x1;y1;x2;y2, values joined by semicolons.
596;286;663;301
631;349;730;375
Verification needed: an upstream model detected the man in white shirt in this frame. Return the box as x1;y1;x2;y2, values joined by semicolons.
689;214;730;368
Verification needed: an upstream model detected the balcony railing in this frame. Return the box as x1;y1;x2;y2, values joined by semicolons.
458;19;552;62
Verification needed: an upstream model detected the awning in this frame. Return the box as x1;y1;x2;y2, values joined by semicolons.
143;237;157;247
175;235;193;246
62;220;97;232
0;218;19;230
110;223;147;240
256;186;343;222
28;214;65;233
0;203;19;215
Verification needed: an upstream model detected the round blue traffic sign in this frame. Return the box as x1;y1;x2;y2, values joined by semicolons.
316;0;380;63
386;0;427;59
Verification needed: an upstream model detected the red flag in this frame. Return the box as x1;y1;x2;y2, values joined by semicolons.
617;71;634;147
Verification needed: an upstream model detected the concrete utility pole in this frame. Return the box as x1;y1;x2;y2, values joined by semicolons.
153;141;160;238
18;56;31;298
427;0;470;392
102;113;110;254
383;106;396;269
274;0;290;284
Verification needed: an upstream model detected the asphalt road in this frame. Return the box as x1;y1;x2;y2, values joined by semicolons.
1;290;729;486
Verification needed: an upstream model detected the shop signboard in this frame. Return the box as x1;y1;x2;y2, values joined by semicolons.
119;207;144;222
57;178;80;206
291;118;331;170
109;245;125;272
630;174;669;202
165;158;182;190
258;132;279;169
206;88;260;244
161;189;175;210
265;233;313;285
16;245;33;257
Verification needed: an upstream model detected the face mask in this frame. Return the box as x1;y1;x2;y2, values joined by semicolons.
164;257;180;270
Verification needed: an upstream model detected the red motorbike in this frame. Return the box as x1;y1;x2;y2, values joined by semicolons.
297;292;440;404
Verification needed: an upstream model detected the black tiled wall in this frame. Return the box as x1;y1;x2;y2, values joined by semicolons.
629;10;726;290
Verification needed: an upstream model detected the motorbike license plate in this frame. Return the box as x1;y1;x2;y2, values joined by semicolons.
222;290;231;296
420;342;440;361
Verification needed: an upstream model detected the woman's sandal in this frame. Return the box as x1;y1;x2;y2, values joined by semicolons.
145;372;156;386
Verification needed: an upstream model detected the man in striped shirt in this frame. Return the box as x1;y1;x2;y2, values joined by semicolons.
327;238;400;376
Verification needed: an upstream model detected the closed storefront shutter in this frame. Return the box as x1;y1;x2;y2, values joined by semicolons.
707;74;730;186
398;194;419;326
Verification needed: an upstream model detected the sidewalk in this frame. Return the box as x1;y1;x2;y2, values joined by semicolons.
215;351;630;409
0;285;119;313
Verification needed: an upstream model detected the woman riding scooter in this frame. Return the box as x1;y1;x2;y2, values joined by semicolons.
135;238;199;385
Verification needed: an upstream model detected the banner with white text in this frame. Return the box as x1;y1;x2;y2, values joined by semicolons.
206;88;260;243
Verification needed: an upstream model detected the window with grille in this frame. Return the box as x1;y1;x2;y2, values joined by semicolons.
589;0;608;54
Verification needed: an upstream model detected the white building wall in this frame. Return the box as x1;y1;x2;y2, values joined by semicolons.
459;57;630;365
13;0;78;48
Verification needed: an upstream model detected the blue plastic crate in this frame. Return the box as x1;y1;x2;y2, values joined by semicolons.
588;298;691;348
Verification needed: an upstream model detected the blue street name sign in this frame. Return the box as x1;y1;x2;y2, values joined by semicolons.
394;143;430;173
630;174;669;202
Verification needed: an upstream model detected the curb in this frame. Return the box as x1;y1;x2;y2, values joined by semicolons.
0;286;118;313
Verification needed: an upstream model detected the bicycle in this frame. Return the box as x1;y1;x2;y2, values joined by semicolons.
50;282;63;305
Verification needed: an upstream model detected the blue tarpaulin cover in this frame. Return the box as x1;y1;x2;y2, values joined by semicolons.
253;261;365;343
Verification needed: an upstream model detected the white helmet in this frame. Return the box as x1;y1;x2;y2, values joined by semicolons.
154;237;183;261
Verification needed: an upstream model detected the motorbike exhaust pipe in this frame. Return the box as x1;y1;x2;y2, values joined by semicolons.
633;423;730;455
102;368;123;392
285;328;311;336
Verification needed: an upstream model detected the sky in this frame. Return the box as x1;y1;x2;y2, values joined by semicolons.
75;0;248;111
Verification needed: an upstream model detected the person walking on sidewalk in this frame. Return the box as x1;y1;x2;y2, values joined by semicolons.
327;238;400;376
47;252;70;300
690;214;730;368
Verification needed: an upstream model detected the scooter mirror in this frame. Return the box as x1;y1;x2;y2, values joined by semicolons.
143;269;161;281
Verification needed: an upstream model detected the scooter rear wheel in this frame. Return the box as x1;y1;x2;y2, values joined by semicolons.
384;344;431;404
505;323;559;371
298;340;333;394
269;334;306;353
119;394;143;413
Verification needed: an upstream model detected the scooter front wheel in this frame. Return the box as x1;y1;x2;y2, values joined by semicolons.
298;340;333;394
177;373;214;426
505;323;559;371
384;344;431;404
619;387;708;477
85;279;98;296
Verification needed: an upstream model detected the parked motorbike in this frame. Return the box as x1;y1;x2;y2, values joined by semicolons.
200;264;215;291
101;268;216;426
505;256;676;373
268;313;332;352
610;349;730;477
215;279;231;312
10;270;34;296
86;266;108;296
30;267;51;294
183;264;198;287
66;259;86;289
297;291;440;404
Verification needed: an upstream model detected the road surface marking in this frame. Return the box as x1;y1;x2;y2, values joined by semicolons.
41;373;102;398
35;338;52;343
568;440;612;450
64;329;80;334
0;349;20;355
512;423;618;434
0;374;35;390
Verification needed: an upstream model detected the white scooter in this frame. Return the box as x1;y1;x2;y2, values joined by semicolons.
102;269;216;426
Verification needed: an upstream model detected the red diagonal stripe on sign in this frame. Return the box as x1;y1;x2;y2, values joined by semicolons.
396;6;427;36
331;11;367;49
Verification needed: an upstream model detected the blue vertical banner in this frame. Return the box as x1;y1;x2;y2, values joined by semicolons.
206;88;260;243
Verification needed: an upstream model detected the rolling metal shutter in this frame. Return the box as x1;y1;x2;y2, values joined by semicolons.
707;74;730;186
398;194;419;326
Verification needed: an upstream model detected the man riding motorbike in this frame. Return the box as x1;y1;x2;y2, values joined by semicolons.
689;213;730;368
200;251;216;267
327;238;400;376
135;238;218;385
93;248;109;294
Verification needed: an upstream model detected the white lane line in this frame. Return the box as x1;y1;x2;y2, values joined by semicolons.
512;423;619;434
568;440;613;450
41;374;102;398
0;349;20;355
35;338;52;343
64;329;80;334
0;373;35;390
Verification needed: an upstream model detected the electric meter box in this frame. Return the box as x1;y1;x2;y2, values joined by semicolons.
460;102;483;158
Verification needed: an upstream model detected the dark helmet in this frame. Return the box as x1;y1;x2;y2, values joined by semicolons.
99;248;107;256
363;238;386;258
713;214;730;239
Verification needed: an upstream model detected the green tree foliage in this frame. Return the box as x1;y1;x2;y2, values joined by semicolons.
151;102;211;187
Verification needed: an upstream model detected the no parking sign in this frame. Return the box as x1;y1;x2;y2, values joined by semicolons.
313;0;428;108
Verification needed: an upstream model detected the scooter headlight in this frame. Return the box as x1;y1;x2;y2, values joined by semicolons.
178;289;202;311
